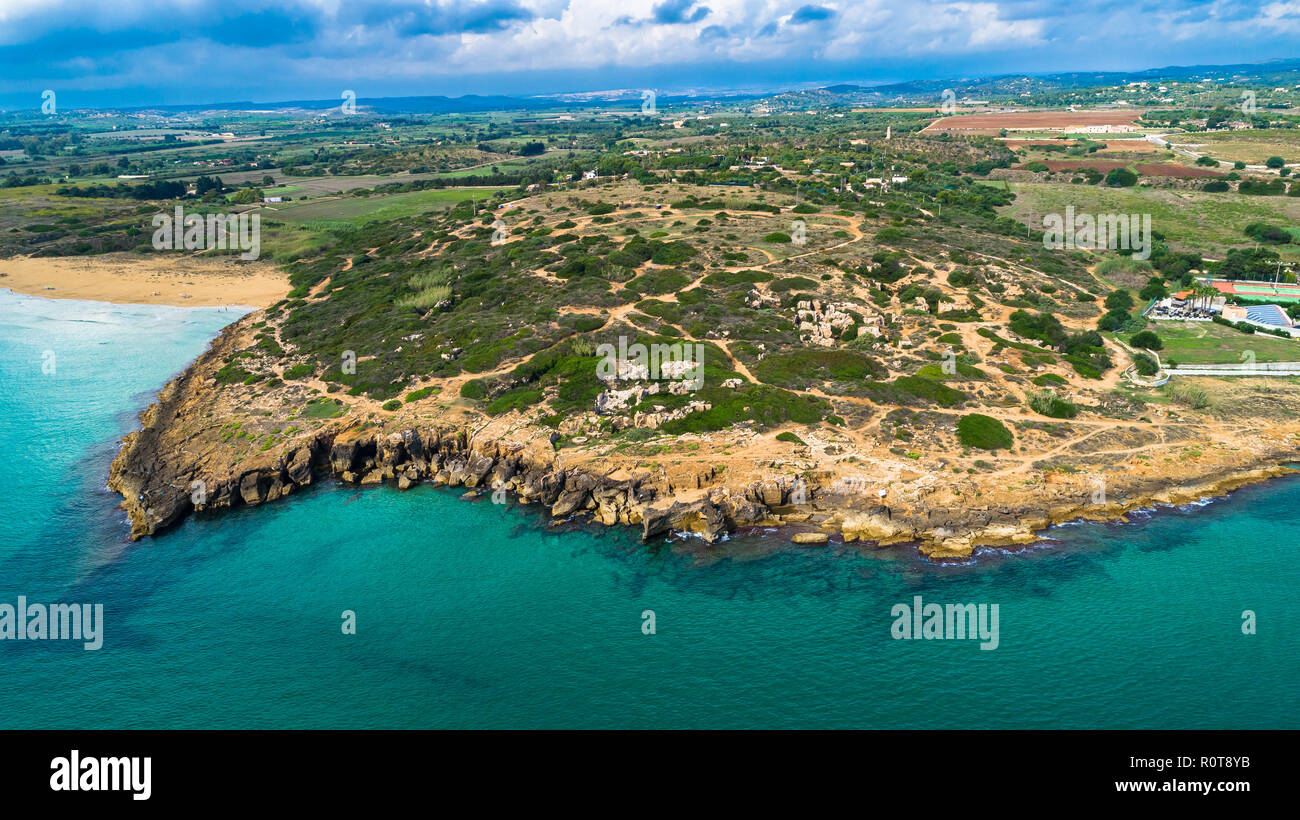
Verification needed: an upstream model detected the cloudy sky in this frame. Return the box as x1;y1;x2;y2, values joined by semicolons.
2;0;1299;108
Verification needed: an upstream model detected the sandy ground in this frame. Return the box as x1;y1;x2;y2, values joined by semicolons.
0;254;289;308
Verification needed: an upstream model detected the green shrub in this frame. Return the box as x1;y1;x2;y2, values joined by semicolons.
396;284;451;311
1240;178;1286;196
957;414;1013;450
754;348;886;388
702;269;773;287
626;268;692;295
649;241;698;265
1133;353;1159;376
769;275;818;292
864;376;965;407
1129;330;1162;350
1104;168;1138;187
405;386;439;403
215;362;254;385
1166;384;1211;410
916;361;985;380
570;315;607;332
656;384;831;434
485;389;543;416
301;397;346;419
1028;389;1078;419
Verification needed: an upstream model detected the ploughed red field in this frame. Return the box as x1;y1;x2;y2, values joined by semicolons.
923;109;1142;134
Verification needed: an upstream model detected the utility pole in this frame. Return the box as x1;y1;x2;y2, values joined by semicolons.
1268;259;1294;286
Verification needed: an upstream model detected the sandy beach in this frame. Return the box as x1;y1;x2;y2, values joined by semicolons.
0;254;289;308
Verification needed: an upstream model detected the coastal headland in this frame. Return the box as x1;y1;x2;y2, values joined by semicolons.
108;300;1300;560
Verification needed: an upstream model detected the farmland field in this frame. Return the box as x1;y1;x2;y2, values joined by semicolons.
1017;160;1222;177
192;169;494;195
923;109;1143;135
1166;129;1300;165
998;181;1300;260
1003;138;1163;155
254;187;499;224
1095;139;1164;154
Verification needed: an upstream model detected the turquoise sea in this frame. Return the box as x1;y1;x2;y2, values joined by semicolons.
1;288;1296;729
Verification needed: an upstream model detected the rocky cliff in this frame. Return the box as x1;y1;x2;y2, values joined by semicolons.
109;311;1300;559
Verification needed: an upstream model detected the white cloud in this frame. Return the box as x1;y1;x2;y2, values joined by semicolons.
2;0;1299;98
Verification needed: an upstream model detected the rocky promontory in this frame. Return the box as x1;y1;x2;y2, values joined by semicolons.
110;310;1300;559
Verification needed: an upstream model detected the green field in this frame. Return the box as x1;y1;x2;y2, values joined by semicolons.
1166;129;1300;165
426;155;569;178
256;187;499;225
1129;321;1300;364
999;182;1300;260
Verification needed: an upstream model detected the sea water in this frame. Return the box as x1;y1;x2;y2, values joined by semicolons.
0;289;1296;729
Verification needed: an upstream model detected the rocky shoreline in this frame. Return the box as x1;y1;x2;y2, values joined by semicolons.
107;316;1300;560
109;407;1298;559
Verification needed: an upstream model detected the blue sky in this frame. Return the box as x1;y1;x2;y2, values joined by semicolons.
1;0;1298;108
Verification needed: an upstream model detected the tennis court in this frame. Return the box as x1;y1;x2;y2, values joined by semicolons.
1210;280;1300;303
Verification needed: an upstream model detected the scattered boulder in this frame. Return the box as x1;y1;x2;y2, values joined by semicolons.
791;532;829;545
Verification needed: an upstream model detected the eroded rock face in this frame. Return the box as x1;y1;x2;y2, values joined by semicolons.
109;370;782;545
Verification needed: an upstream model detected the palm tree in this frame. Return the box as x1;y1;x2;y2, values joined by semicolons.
1201;282;1220;315
1188;282;1215;315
